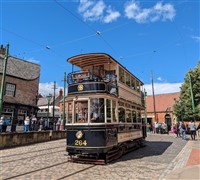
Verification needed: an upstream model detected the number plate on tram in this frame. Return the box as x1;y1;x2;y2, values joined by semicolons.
75;140;87;146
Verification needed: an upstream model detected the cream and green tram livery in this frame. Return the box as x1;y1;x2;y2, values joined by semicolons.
65;53;146;164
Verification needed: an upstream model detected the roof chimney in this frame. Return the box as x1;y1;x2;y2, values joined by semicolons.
58;88;63;97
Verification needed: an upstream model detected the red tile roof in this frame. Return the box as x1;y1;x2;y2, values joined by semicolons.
146;92;180;113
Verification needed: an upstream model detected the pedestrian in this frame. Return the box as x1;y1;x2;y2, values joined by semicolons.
181;121;186;140
176;122;180;137
11;118;17;132
2;116;7;132
24;116;30;132
188;120;196;140
196;123;200;140
172;124;176;136
0;116;4;133
39;118;44;131
31;115;37;131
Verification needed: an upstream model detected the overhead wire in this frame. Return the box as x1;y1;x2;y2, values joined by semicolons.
54;0;121;58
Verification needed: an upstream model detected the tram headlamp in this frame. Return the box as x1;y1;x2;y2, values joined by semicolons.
76;131;84;139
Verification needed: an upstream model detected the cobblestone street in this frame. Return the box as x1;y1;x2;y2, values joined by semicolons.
0;134;199;180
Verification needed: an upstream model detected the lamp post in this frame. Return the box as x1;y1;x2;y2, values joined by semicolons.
46;94;52;129
0;44;9;118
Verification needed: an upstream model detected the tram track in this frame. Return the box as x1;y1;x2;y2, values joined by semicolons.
3;161;70;180
1;149;65;164
1;145;66;158
56;164;96;180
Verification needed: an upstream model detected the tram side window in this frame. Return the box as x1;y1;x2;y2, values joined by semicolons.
132;111;137;123
90;98;105;123
112;100;117;123
131;77;136;90
67;102;73;123
126;73;131;87
119;67;125;83
75;101;88;123
126;109;132;123
118;107;125;123
137;112;142;123
106;99;111;123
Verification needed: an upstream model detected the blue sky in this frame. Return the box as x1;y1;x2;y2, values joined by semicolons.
1;0;199;96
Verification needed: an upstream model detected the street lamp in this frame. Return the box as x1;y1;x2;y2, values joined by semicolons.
46;94;52;128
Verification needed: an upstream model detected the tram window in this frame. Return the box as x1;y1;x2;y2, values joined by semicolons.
126;73;131;87
119;67;125;83
132;111;137;123
126;110;132;123
112;101;117;123
137;112;142;123
90;98;105;123
67;102;73;123
136;81;140;92
131;77;136;90
106;99;111;123
75;101;88;123
118;107;125;123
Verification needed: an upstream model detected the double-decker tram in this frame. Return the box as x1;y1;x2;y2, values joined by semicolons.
65;53;146;164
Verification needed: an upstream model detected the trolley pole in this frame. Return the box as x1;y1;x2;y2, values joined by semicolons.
0;44;9;118
62;72;66;130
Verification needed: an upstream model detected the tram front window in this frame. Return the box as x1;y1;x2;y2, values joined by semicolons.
75;101;88;123
90;98;104;123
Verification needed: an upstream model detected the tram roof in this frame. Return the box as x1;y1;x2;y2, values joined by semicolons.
67;53;143;84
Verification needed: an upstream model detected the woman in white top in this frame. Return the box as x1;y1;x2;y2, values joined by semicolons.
189;120;196;140
24;116;30;132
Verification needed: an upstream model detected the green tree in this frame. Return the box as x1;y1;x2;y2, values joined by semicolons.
174;60;200;121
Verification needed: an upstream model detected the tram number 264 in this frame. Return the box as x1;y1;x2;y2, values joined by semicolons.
75;140;87;146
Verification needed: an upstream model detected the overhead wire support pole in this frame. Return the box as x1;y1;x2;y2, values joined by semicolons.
0;44;9;117
62;72;66;130
151;71;157;122
144;88;147;125
52;81;57;128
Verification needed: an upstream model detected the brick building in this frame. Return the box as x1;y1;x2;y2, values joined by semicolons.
143;92;180;126
0;46;40;125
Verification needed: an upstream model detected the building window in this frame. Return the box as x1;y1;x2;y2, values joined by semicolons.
5;83;16;97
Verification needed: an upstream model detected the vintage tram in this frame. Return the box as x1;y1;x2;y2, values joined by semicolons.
64;53;146;164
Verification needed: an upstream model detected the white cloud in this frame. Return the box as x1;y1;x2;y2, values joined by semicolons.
39;82;64;96
157;77;163;81
124;1;176;23
144;82;182;96
78;0;106;21
103;7;121;23
26;57;39;64
78;0;120;23
191;35;200;42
